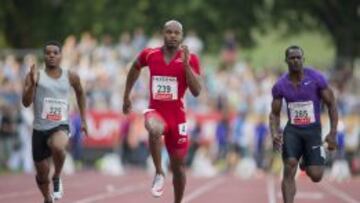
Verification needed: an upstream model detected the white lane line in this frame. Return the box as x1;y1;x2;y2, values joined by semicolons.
296;192;324;199
267;175;276;203
0;176;105;200
0;190;37;199
183;177;225;203
276;191;324;200
319;181;360;203
74;183;147;203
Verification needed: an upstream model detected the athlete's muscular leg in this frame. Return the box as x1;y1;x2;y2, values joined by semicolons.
35;160;52;201
305;166;324;182
145;114;165;175
169;155;186;203
282;158;298;203
48;131;69;179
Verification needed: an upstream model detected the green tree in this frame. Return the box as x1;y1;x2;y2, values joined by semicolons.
0;0;263;51
0;0;65;48
270;0;359;69
0;0;358;70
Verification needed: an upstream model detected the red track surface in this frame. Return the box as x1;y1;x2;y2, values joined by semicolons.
1;169;360;203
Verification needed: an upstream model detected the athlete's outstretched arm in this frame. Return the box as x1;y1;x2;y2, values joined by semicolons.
123;63;141;114
22;64;37;107
269;98;283;151
69;70;88;135
321;87;338;150
182;45;201;97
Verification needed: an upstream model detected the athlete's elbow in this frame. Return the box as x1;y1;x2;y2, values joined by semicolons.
269;112;279;121
22;99;31;107
192;91;200;97
191;87;201;97
328;102;337;110
268;113;273;121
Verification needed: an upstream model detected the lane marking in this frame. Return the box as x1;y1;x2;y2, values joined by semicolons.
0;190;37;199
267;175;276;203
183;177;225;203
276;191;324;200
319;181;360;203
74;183;147;203
0;177;106;200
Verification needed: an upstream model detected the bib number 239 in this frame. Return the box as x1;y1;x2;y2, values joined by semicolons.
152;76;178;100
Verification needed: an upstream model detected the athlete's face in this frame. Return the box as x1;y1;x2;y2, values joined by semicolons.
163;23;183;49
44;45;62;68
286;49;304;72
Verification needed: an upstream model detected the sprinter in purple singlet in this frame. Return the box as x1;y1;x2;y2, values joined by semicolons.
269;45;338;203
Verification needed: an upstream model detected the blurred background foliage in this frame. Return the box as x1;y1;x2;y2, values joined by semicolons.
0;0;358;68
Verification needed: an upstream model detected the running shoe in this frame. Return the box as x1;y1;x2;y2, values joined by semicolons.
52;177;63;200
151;174;165;197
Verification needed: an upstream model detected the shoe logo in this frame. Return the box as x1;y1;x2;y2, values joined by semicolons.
177;137;187;144
312;145;321;150
304;81;312;85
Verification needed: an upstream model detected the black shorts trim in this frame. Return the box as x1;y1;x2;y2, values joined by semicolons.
32;125;69;162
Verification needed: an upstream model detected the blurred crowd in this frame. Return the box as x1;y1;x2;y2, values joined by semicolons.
1;28;360;178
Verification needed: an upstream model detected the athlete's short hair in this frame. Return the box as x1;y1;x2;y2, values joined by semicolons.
285;45;303;58
163;20;183;31
44;41;62;53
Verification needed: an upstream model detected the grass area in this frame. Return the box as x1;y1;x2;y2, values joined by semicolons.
0;33;7;47
242;30;336;70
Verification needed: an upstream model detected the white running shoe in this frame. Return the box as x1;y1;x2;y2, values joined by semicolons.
151;174;165;198
52;177;64;200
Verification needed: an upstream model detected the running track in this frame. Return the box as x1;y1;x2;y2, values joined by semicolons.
1;169;360;203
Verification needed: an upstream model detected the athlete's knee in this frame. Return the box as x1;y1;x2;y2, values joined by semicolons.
170;160;186;177
310;174;323;182
172;165;186;177
283;159;298;178
48;143;67;156
285;159;298;170
149;132;162;142
49;143;67;153
145;117;164;136
307;168;324;182
36;174;49;185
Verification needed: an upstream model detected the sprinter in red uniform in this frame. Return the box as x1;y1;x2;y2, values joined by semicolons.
122;20;201;203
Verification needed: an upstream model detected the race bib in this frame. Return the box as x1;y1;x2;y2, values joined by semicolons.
41;97;68;121
152;76;178;100
178;123;187;136
288;101;315;125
